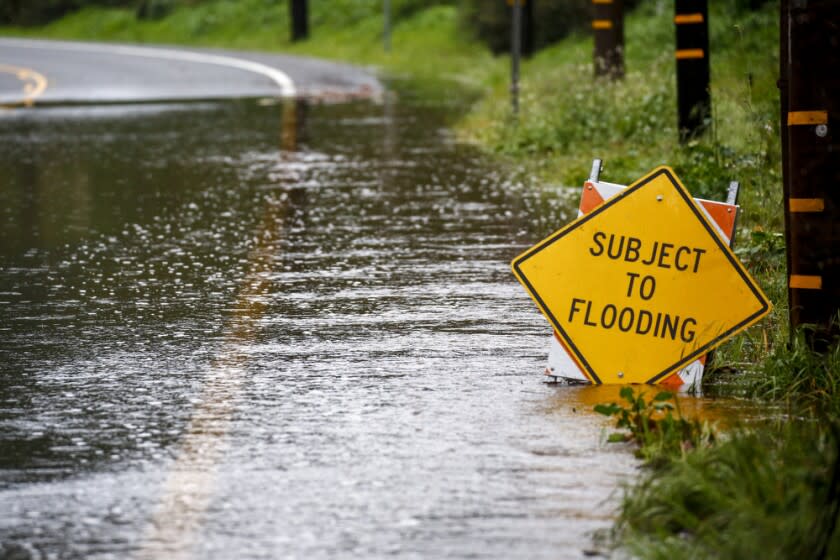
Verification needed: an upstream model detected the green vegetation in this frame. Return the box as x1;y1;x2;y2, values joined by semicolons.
7;1;831;558
602;336;840;559
463;1;780;198
618;417;840;559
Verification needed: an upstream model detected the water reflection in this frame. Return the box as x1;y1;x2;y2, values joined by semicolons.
0;103;231;256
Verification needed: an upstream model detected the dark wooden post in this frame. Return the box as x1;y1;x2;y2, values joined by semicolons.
383;0;391;52
675;0;711;141
592;0;624;79
522;0;534;58
780;0;840;346
674;0;710;141
510;0;523;116
290;0;308;42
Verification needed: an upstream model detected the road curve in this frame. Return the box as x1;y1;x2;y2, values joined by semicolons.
0;37;382;107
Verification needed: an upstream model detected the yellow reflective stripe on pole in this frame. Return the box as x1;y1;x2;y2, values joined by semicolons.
790;275;823;290
789;198;825;213
675;13;704;24
675;49;705;59
787;110;828;125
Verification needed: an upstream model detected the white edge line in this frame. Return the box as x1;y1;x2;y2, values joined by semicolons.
0;38;296;98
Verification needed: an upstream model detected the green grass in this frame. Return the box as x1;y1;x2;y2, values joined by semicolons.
461;1;781;209
599;335;840;559
748;328;840;413
617;419;840;560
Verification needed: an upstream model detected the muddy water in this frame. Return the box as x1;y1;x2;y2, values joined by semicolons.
0;87;641;559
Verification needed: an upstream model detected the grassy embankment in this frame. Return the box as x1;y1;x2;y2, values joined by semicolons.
8;2;837;558
598;334;840;558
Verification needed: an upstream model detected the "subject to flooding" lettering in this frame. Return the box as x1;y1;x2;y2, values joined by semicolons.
568;298;697;343
589;231;706;273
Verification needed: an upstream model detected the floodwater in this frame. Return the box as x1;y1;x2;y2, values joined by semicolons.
0;85;640;559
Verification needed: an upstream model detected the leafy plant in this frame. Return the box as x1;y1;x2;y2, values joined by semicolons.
595;386;715;466
736;228;785;274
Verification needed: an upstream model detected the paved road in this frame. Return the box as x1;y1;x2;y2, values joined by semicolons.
0;37;382;106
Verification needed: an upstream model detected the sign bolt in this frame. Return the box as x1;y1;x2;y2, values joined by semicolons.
816;124;828;138
617;371;624;378
656;195;664;202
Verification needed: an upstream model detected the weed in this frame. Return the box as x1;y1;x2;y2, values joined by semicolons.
748;328;840;414
595;386;714;466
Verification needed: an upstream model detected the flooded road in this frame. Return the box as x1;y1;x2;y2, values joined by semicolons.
0;85;637;559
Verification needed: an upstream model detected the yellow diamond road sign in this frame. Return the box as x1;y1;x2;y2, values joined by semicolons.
512;167;772;385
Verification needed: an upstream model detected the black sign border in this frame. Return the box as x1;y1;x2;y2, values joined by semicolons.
512;167;771;385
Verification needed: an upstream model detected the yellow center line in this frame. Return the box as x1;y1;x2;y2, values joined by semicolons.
136;100;300;559
0;63;47;108
138;196;289;560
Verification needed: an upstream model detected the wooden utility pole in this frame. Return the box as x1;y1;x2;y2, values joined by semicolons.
592;0;624;79
290;0;308;42
780;0;840;346
522;0;534;58
510;0;523;116
674;0;711;141
383;0;391;52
